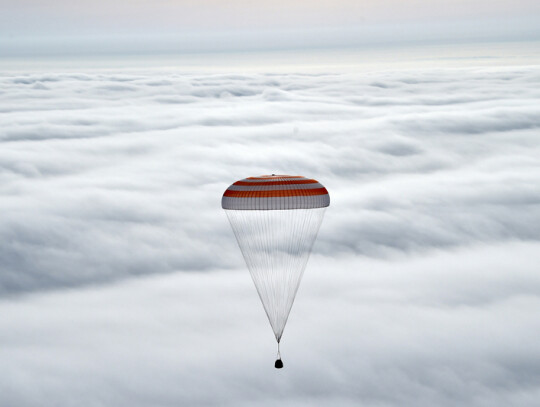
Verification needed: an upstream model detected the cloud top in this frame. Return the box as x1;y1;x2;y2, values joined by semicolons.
1;66;540;296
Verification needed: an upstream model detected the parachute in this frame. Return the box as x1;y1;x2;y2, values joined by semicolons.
222;174;330;368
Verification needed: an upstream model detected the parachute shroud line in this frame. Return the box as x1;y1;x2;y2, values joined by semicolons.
222;175;330;368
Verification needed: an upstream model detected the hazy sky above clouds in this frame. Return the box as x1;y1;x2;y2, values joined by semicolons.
1;0;540;55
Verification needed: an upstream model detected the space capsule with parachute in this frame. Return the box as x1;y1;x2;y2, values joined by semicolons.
222;175;329;368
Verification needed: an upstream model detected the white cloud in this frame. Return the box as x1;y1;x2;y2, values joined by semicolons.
1;242;539;406
1;66;539;293
0;64;540;405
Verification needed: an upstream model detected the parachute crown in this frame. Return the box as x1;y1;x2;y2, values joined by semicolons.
222;174;330;211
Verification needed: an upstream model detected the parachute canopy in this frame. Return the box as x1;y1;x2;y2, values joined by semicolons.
222;175;330;360
222;175;330;210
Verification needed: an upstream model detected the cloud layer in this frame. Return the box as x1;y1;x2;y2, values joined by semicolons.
1;63;540;406
1;243;540;406
1;66;539;294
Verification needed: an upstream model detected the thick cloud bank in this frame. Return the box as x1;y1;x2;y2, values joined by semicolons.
1;66;539;294
1;243;540;407
1;65;540;406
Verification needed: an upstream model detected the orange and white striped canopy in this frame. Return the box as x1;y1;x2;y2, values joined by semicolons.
222;175;330;210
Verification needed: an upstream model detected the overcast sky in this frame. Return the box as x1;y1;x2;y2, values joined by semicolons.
1;0;540;55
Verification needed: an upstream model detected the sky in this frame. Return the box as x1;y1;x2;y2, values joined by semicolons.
2;1;540;407
1;0;540;55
